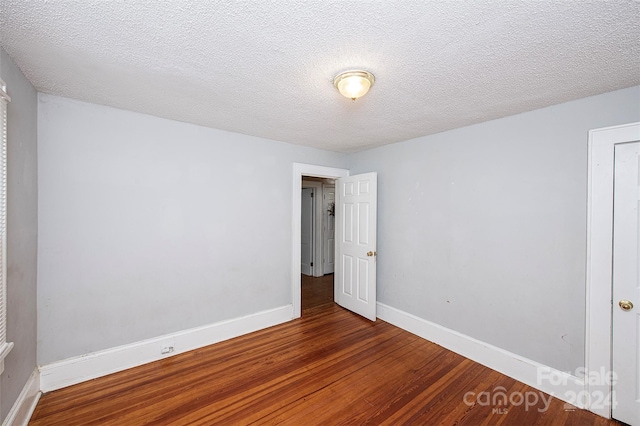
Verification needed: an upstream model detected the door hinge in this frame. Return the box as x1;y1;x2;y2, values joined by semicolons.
311;192;314;198
310;262;313;267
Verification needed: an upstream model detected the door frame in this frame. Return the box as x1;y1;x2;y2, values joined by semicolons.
292;163;349;318
586;122;640;418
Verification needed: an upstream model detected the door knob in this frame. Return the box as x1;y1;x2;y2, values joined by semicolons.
367;251;376;257
619;300;634;311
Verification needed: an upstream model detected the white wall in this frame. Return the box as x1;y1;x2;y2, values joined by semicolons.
36;85;640;378
37;94;347;365
0;47;38;420
349;86;640;373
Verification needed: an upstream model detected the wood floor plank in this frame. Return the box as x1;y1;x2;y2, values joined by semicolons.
168;324;413;424
30;275;624;425
253;338;450;425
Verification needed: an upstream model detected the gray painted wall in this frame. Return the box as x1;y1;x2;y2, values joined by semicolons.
0;48;38;420
349;85;640;373
27;74;640;389
37;94;348;365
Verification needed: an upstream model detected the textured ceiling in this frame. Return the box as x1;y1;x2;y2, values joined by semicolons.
1;1;639;153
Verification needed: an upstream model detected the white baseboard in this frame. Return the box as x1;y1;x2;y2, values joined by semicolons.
40;305;293;392
377;302;585;408
2;369;41;426
37;302;584;410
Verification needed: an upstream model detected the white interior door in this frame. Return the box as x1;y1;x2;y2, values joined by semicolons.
323;184;335;274
301;188;314;276
335;172;377;321
612;141;640;426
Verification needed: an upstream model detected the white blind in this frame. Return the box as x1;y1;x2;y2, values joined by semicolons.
0;78;13;372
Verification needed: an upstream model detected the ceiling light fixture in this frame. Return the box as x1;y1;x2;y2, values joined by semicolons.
333;70;375;101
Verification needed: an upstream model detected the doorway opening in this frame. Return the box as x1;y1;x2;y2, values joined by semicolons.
301;177;336;315
291;163;349;318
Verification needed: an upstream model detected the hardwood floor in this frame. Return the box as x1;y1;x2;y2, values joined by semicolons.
301;273;334;315
30;275;621;425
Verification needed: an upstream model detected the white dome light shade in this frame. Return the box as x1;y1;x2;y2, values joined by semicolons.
333;70;375;100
